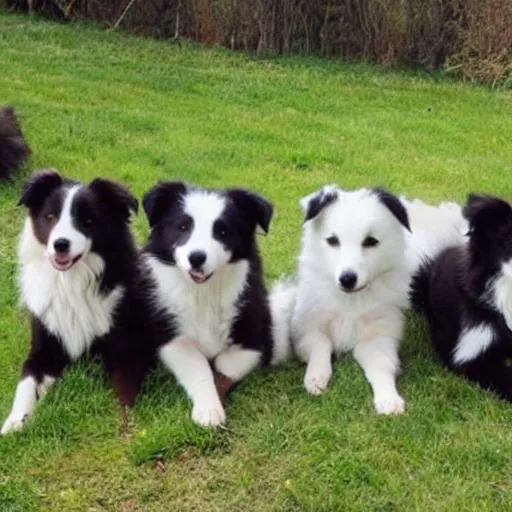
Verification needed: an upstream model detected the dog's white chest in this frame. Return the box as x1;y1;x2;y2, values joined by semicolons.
179;289;238;358
20;255;124;360
328;315;358;353
147;257;249;359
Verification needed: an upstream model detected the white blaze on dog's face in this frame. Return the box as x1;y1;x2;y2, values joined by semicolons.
175;191;232;283
18;173;92;272
18;170;139;273
45;186;92;271
143;182;273;285
300;185;410;293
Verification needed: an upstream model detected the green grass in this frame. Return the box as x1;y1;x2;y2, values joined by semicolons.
1;11;512;511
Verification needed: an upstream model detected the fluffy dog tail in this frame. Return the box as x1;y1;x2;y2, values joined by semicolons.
403;197;467;274
0;106;31;180
269;278;297;366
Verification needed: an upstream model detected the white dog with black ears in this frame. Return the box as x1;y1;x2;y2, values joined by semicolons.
291;185;412;414
272;185;467;415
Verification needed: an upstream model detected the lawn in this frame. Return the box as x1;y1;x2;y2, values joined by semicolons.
1;11;512;512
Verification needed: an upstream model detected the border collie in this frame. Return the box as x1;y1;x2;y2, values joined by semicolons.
0;106;31;180
289;186;412;414
411;194;512;401
1;170;153;435
142;181;284;427
272;186;467;415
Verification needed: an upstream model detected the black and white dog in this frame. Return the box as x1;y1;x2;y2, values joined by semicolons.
1;171;153;435
411;194;512;401
142;181;282;427
0;106;30;180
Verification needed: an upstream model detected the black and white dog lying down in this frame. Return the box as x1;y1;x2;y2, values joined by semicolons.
0;106;31;180
1;171;154;434
142;181;287;427
411;194;512;401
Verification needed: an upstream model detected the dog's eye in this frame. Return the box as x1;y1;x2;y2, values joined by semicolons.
84;218;93;226
179;221;190;232
362;236;379;248
46;213;56;222
216;224;230;238
326;235;340;247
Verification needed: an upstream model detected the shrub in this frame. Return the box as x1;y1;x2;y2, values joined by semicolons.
5;0;511;86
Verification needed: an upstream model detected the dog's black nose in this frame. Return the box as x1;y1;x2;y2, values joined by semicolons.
339;271;357;290
53;238;70;254
189;251;207;269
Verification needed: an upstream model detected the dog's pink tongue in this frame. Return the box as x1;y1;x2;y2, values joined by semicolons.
54;254;70;264
190;270;206;283
50;254;72;271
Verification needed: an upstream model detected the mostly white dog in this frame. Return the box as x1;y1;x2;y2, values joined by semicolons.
2;170;153;435
142;181;287;427
411;194;512;401
271;185;466;415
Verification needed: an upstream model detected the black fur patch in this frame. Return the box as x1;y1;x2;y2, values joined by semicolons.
142;181;187;228
89;178;138;222
303;187;339;222
463;194;512;272
142;182;192;265
0;106;31;180
464;194;512;240
373;188;411;231
225;189;273;234
18;170;66;215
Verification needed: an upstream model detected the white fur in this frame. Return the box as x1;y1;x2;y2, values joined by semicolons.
271;190;470;412
19;217;124;360
159;336;226;427
490;260;512;331
402;197;468;276
214;346;262;381
147;253;254;426
288;186;407;414
48;186;91;262
453;325;495;365
268;278;297;365
1;376;38;435
175;191;231;279
147;255;248;358
1;375;56;435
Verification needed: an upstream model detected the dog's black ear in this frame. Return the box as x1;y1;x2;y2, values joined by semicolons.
463;194;512;235
227;189;273;234
89;178;138;222
143;181;187;228
373;188;411;232
18;170;63;213
300;185;339;222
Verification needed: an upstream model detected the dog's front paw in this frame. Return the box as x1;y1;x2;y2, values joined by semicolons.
191;399;226;427
1;414;27;435
304;365;332;395
374;393;405;415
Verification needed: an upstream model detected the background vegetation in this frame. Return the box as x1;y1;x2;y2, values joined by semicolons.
1;11;512;511
3;0;512;86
